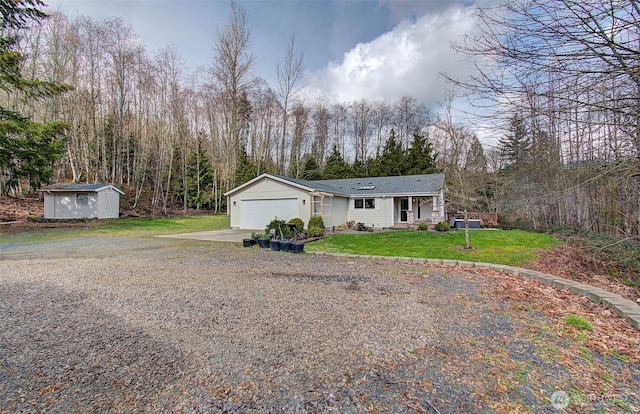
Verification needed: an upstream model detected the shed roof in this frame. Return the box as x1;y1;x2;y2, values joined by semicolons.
39;183;124;195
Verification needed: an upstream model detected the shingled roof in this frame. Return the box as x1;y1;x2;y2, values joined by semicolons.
273;173;445;197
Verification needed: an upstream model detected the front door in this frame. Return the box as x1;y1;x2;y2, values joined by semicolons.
400;198;409;222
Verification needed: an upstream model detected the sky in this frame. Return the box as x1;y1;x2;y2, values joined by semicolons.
49;0;492;139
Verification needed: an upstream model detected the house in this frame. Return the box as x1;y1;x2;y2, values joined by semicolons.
224;173;445;230
39;183;124;219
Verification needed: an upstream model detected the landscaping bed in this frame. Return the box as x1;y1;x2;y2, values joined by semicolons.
1;238;638;413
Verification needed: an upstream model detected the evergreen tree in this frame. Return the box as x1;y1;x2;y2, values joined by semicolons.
405;132;438;175
185;144;215;210
0;0;72;195
301;156;323;180
323;144;352;179
499;113;531;165
234;147;266;188
375;129;405;176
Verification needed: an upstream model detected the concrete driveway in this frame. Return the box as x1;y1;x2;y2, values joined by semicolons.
157;228;255;243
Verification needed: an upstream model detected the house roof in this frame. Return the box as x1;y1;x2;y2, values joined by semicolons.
39;183;124;195
225;173;444;197
312;174;445;197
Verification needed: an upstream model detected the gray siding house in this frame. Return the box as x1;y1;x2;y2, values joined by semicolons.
225;173;445;230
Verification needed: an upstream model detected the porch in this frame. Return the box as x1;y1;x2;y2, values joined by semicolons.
393;195;443;227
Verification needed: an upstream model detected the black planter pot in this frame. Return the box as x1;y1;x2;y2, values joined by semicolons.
270;239;281;251
242;238;255;248
291;242;304;254
280;240;292;252
257;238;270;248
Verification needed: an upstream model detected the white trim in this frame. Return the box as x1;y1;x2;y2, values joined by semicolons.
224;173;314;196
39;185;124;195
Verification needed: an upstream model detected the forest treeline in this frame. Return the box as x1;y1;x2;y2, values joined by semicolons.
1;0;638;238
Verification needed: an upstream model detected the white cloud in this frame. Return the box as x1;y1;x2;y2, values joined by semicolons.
303;6;478;107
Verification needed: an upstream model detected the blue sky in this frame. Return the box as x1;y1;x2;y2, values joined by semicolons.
50;0;485;112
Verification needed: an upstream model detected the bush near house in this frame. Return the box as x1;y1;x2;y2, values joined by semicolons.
265;217;293;239
435;221;451;232
308;215;324;230
307;226;325;238
288;217;304;232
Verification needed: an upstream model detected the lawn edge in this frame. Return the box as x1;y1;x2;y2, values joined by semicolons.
307;251;640;330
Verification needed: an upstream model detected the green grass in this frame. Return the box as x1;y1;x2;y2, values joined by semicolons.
0;214;230;243
564;314;593;331
305;229;558;266
88;214;230;237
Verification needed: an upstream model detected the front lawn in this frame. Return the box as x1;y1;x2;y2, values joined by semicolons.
305;229;559;267
0;214;230;243
89;214;230;237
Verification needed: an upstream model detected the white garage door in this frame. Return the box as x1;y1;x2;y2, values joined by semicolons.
239;198;298;229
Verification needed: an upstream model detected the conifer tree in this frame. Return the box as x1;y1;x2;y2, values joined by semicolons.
405;132;438;175
499;113;531;166
375;129;405;176
323;144;352;179
0;0;72;195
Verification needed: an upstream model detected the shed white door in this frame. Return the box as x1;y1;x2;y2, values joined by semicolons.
240;198;298;229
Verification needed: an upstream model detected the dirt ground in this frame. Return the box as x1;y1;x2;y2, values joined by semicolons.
1;236;639;413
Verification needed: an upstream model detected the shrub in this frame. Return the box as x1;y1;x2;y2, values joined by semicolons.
417;222;429;231
434;221;451;232
355;222;368;231
265;217;293;239
288;217;304;232
307;225;325;238
308;215;325;230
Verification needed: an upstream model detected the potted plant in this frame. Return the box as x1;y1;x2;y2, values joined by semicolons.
280;239;292;252
257;234;271;248
290;242;304;254
242;237;255;247
270;238;281;251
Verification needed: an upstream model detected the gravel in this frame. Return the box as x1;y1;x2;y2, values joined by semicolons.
1;237;639;413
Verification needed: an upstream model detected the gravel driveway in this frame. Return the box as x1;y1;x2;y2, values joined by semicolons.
1;237;638;413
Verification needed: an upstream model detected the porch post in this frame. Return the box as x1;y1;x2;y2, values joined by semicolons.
407;197;414;225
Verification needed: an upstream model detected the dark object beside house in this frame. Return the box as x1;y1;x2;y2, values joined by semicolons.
270;240;281;251
291;242;304;254
280;240;292;252
243;238;255;247
257;238;270;248
450;219;481;229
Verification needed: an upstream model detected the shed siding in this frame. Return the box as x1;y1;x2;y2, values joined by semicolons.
97;189;120;218
42;187;121;219
44;193;55;219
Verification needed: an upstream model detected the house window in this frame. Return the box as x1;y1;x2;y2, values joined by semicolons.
312;195;322;215
354;198;375;209
76;193;89;206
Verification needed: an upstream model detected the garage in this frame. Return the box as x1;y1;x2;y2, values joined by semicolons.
240;198;298;229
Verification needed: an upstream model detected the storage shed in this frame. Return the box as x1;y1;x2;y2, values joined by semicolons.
39;183;124;219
